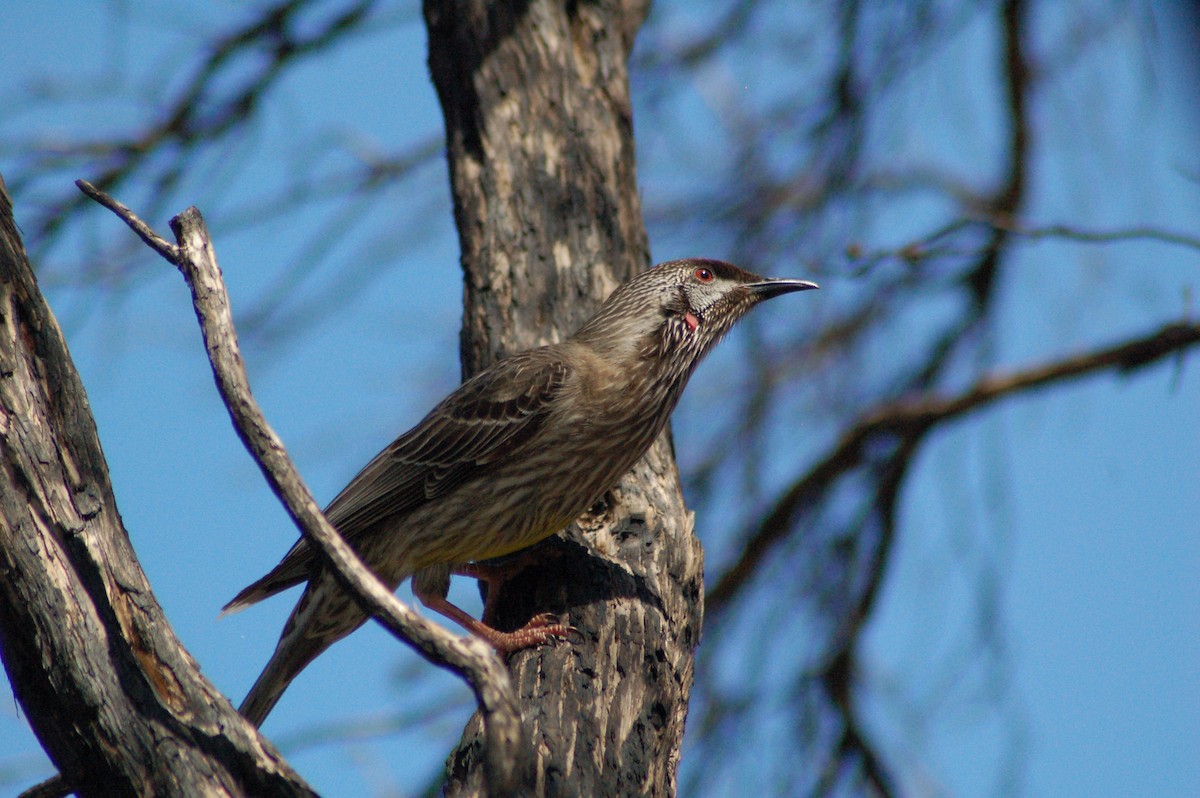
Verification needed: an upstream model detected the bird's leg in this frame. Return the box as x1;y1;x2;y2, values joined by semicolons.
411;561;573;654
416;591;572;654
453;546;561;627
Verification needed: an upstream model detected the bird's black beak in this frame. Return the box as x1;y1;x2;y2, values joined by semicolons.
747;278;819;299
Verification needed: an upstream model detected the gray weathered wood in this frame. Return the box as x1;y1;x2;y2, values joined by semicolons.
0;175;315;797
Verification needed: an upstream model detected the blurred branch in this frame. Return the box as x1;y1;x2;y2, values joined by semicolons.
14;0;381;258
220;136;442;231
814;439;915;798
908;0;1030;392
666;2;1184;795
847;218;1200;273
633;0;757;73
23;1;376;236
709;317;1200;614
988;218;1200;251
4;1;445;356
77;180;526;796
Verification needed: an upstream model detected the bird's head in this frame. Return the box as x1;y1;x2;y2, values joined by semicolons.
575;258;818;367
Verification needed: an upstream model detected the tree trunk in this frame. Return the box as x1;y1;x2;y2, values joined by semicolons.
425;2;704;795
0;177;314;796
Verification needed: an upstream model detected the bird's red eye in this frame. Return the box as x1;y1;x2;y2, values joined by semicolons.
694;267;714;283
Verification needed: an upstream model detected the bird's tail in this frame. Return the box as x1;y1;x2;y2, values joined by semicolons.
239;632;326;727
238;577;373;726
221;559;309;618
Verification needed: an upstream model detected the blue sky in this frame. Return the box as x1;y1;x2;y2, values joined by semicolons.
2;3;1197;796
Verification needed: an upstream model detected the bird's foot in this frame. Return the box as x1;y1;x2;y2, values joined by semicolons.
414;593;576;654
480;612;579;654
453;547;564;627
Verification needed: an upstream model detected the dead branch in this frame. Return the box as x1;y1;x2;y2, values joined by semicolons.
1;172;316;796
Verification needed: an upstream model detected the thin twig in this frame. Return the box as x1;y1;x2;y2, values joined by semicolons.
848;217;1200;275
987;218;1200;252
75;180;177;261
78;182;525;796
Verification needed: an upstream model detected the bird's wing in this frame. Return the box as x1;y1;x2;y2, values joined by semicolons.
222;351;570;612
327;352;569;531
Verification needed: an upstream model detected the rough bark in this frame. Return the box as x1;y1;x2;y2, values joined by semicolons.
0;176;315;796
425;2;704;796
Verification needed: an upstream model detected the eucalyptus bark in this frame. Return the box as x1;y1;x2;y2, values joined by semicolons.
425;2;704;796
0;177;314;796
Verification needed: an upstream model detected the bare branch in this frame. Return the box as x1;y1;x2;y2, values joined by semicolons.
847;217;1200;275
709;318;1200;614
986;218;1200;252
23;1;381;251
78;183;527;796
3;174;316;796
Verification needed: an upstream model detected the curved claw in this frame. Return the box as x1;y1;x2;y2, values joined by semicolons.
489;614;575;654
522;613;583;644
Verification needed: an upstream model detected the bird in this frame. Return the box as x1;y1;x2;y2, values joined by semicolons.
224;258;817;725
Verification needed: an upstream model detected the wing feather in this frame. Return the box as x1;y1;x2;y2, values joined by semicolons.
223;350;570;611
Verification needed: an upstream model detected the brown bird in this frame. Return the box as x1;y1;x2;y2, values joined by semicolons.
225;258;817;725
